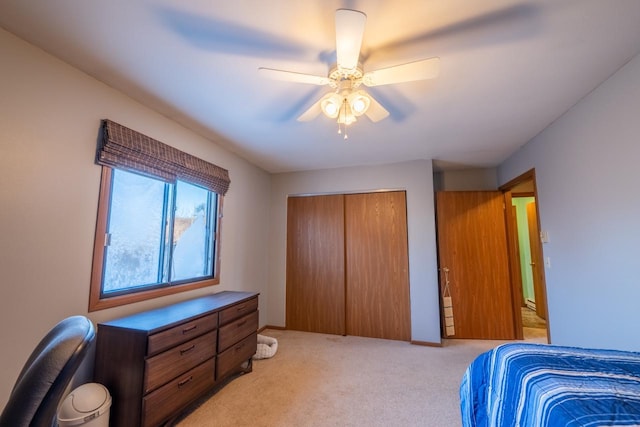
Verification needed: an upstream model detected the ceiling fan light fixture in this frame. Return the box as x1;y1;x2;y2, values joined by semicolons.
347;91;370;116
320;93;342;118
337;98;357;125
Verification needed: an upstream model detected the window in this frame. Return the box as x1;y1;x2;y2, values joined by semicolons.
89;167;222;311
89;119;229;311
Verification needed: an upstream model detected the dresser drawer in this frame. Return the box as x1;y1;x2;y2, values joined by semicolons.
217;332;257;380
145;330;216;393
219;297;258;325
142;358;215;427
147;312;217;356
219;310;258;352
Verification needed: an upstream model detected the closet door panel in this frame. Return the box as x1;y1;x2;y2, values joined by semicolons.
286;195;345;335
345;191;411;341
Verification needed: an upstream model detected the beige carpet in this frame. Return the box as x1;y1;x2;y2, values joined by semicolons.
176;329;546;427
521;307;547;329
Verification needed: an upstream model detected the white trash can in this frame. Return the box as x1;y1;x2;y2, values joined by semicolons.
57;383;111;427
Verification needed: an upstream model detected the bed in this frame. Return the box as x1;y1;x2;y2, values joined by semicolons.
460;342;640;427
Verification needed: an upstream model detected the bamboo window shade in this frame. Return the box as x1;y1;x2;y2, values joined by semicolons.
96;119;230;195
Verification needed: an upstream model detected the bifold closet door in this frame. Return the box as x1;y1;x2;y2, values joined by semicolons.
286;194;346;335
345;191;411;341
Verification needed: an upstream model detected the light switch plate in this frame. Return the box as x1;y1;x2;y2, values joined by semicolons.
540;230;549;243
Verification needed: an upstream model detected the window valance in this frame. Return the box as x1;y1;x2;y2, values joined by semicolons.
96;119;230;195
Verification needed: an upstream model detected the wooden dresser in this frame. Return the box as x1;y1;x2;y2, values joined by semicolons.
94;291;259;427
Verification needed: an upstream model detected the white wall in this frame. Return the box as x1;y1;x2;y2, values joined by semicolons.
0;28;271;409
433;168;498;191
498;52;640;352
267;160;441;344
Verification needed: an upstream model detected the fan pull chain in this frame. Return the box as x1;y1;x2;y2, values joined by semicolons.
342;98;348;140
337;122;348;140
343;123;348;140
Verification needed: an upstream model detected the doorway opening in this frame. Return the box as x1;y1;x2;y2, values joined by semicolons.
500;169;549;343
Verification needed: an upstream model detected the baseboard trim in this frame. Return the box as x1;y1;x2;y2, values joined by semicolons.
411;340;442;347
260;325;286;333
257;327;442;347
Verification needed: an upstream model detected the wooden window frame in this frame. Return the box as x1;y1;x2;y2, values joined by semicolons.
88;166;223;312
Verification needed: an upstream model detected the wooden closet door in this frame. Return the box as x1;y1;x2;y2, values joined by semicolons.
286;195;345;335
345;191;411;341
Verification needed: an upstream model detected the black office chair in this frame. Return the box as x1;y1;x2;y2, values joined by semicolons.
0;315;96;427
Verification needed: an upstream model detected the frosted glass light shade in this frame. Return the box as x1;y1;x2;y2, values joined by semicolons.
320;93;342;118
347;91;370;116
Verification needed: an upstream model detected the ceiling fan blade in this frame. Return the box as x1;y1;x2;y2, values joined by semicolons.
364;93;390;122
372;4;538;57
362;57;440;87
335;9;367;71
297;98;324;122
158;6;309;59
259;67;331;85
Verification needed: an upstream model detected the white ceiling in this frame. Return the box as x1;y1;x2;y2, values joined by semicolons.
2;0;640;173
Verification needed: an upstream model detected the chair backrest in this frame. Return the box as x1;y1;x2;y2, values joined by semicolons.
0;315;96;427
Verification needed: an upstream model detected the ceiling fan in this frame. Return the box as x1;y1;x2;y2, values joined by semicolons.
258;9;440;136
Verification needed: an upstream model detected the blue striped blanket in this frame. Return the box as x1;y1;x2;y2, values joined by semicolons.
460;343;640;426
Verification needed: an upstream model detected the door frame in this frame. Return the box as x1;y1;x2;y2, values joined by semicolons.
499;169;551;342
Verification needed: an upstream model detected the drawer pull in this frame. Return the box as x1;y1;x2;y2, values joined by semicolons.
178;376;193;388
180;344;195;355
236;304;246;311
235;342;246;352
236;320;247;327
182;324;197;334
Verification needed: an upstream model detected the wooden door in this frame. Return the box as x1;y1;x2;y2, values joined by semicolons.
526;201;547;320
286;195;345;335
435;191;516;340
345;191;411;341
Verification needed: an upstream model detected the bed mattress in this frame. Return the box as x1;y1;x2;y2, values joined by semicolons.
460;342;640;426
